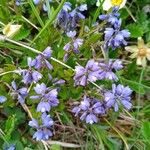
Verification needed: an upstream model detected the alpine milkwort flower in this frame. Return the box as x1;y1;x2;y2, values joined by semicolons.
22;57;43;84
30;83;59;113
29;112;54;141
99;7;130;50
4;144;15;150
104;20;130;50
99;7;120;26
11;81;28;104
97;59;123;81
0;96;7;103
32;47;53;70
74;59;100;86
104;84;132;112
72;95;106;124
57;2;86;32
63;31;83;61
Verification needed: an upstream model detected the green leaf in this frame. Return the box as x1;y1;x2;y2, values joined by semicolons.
4;115;17;140
51;144;61;150
126;24;144;38
121;78;149;94
142;122;150;144
13;28;30;41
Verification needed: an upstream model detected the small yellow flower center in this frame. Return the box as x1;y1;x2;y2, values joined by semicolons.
111;0;123;5
138;48;147;57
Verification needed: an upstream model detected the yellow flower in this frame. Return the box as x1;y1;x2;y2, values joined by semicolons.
125;37;150;67
101;0;127;11
3;23;21;38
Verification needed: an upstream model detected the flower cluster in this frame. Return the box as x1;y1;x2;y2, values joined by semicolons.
0;96;7;103
63;31;83;61
30;83;59;113
74;59;123;86
57;2;87;32
29;113;54;141
11;81;28;104
104;84;132;112
4;144;15;150
72;95;106;124
31;47;53;70
99;7;130;50
0;46;62;141
72;84;132;124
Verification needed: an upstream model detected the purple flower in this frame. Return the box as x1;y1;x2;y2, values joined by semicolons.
32;47;53;70
104;22;130;50
22;58;42;84
57;3;86;32
29;113;54;141
112;59;123;70
73;38;83;53
37;101;51;112
72;96;106;124
11;81;28;104
78;4;87;11
99;6;120;26
99;7;130;50
0;96;7;103
33;0;40;5
41;113;54;128
63;32;83;61
104;84;132;112
4;144;15;150
66;31;76;38
30;83;59;112
28;118;39;128
34;83;47;95
53;79;65;85
97;59;123;81
74;59;100;86
63;2;72;11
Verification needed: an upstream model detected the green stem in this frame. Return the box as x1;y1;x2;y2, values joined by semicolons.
31;0;66;43
137;68;145;117
28;0;44;27
0;70;18;77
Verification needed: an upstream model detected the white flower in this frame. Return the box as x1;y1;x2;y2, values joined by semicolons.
101;0;127;11
125;37;150;67
3;23;21;38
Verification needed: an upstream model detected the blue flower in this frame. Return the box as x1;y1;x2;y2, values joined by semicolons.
11;81;28;104
99;7;120;26
30;83;59;113
72;95;106;124
29;113;54;141
4;144;15;150
63;31;83;61
0;96;7;103
57;3;86;32
41;113;54;128
37;101;51;112
22;58;43;84
63;2;72;11
33;0;40;5
97;59;123;81
104;84;132;112
74;59;100;86
99;7;130;50
32;47;53;70
78;4;87;11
